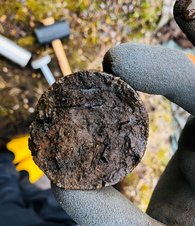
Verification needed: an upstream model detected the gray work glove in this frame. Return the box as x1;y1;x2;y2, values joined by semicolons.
52;43;195;226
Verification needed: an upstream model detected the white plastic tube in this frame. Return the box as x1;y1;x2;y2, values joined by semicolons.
0;35;32;67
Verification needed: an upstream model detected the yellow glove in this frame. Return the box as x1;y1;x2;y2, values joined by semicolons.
6;135;43;183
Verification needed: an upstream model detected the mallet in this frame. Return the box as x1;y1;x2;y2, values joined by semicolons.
34;17;72;76
31;55;55;86
0;35;32;67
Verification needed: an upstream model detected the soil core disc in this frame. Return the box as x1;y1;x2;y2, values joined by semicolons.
29;71;148;190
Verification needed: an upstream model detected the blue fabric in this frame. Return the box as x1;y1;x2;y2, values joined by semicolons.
0;150;76;226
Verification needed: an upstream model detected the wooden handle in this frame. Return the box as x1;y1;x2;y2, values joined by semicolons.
42;17;72;76
52;39;72;76
42;17;55;25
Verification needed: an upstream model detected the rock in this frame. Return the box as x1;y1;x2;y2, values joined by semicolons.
29;71;148;190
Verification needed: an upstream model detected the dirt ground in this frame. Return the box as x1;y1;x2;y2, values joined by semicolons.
0;0;193;211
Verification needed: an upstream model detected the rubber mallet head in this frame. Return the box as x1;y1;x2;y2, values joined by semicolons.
0;35;32;67
34;20;71;76
34;21;70;44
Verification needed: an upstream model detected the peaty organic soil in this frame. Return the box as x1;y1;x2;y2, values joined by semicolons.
29;71;148;190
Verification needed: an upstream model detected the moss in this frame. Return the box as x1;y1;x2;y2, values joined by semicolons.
14;5;28;22
128;0;162;39
0;106;9;117
26;0;56;21
0;1;23;16
66;0;91;12
17;36;35;47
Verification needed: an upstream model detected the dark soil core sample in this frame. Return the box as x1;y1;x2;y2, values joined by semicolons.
29;71;148;190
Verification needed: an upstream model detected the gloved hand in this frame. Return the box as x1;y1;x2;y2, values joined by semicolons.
52;1;195;225
52;43;195;226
